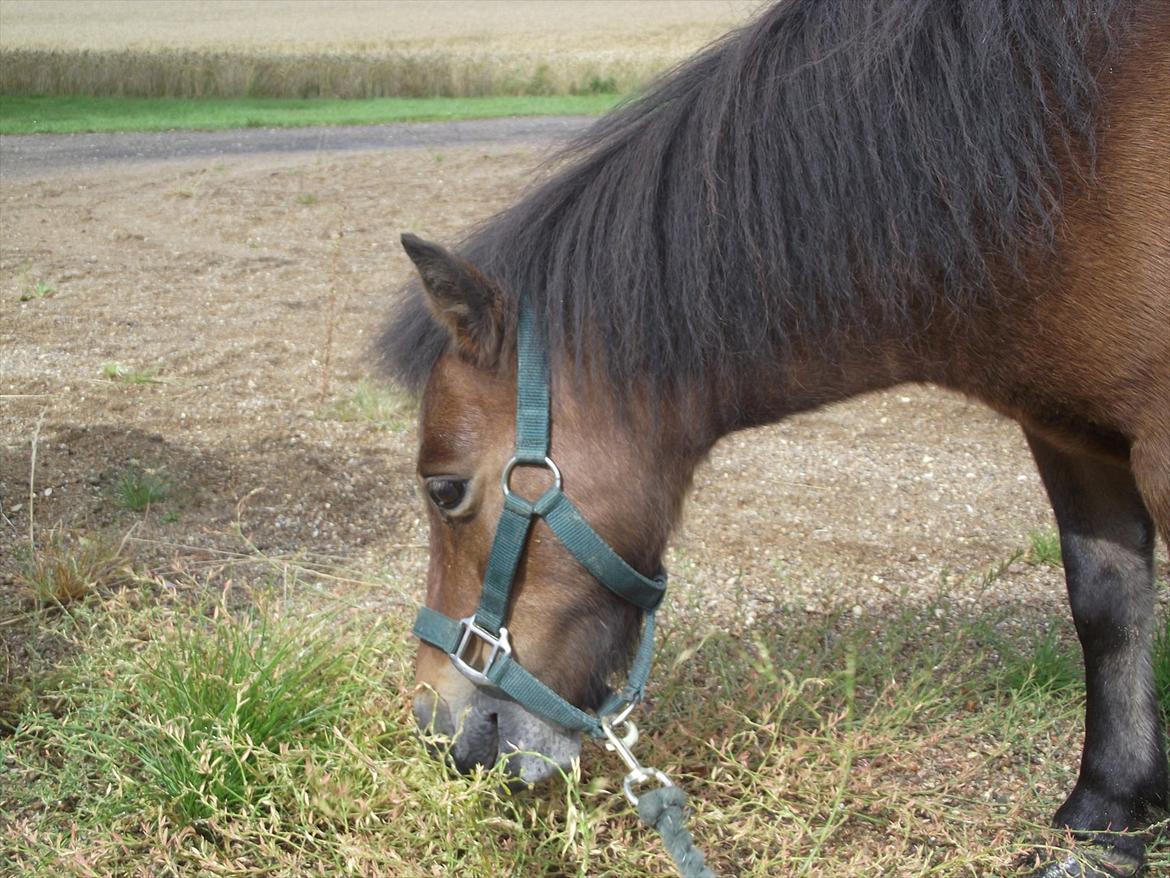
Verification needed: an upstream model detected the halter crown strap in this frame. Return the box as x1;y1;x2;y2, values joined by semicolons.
513;304;550;462
412;299;668;737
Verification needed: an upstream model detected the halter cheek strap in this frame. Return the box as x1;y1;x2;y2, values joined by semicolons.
412;303;668;738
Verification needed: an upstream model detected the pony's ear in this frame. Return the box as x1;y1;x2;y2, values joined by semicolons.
401;233;502;367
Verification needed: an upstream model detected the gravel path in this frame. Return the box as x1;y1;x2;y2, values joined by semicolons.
0;115;595;181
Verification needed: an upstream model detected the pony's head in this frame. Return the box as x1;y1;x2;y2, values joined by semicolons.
399;235;700;782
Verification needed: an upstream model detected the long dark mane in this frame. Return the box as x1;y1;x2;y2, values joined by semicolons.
381;0;1129;406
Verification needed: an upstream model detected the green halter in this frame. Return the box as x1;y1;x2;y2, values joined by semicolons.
412;302;668;737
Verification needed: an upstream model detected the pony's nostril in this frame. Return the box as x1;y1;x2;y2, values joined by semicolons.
412;693;438;733
449;709;500;775
411;693;430;730
413;693;501;774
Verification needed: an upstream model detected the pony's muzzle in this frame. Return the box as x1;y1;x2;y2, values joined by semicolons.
412;686;582;783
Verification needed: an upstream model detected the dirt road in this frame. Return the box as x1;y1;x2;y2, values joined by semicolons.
0;116;594;180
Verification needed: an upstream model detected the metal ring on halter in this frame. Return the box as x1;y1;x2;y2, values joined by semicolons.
501;455;562;499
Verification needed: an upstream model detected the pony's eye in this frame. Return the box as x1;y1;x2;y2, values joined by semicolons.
426;478;468;511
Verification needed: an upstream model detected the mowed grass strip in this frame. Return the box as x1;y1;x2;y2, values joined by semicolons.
0;94;624;135
4;572;1167;876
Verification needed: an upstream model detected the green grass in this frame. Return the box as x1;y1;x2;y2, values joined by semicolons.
101;362;162;384
0;94;624;135
324;381;413;431
1156;611;1170;726
1027;530;1063;567
122;606;371;824
994;623;1082;698
112;469;171;512
18;279;55;302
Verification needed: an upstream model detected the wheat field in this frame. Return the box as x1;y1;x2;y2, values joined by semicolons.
0;0;766;97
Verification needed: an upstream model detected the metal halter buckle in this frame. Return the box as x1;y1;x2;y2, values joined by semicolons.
450;615;512;687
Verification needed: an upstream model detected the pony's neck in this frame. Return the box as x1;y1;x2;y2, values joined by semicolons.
706;334;921;438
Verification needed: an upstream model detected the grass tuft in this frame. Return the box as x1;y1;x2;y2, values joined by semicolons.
324;381;413;431
15;529;132;607
101;361;162;384
3;578;1167;876
18;279;55;302
1027;530;1063;567
120;605;371;823
112;468;171;512
996;623;1082;698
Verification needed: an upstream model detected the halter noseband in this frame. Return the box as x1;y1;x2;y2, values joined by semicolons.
412;302;668;738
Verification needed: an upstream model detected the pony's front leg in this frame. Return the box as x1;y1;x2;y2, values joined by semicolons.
1024;430;1168;877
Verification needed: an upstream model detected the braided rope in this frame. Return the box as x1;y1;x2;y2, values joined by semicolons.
636;785;716;878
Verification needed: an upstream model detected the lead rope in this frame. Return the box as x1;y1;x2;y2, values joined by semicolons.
601;709;716;878
636;786;715;878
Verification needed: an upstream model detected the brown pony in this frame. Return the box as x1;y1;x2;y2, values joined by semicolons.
381;1;1169;874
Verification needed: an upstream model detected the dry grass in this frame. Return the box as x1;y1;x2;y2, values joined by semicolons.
15;528;133;607
0;0;763;98
2;553;1167;877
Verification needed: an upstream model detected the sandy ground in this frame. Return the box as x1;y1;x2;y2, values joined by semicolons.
1;134;1166;655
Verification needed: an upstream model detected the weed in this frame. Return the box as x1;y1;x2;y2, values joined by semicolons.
1027;530;1062;567
325;381;412;431
16;528;131;607
294;192;318;205
101;361;161;384
18;278;55;301
112;468;171;512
